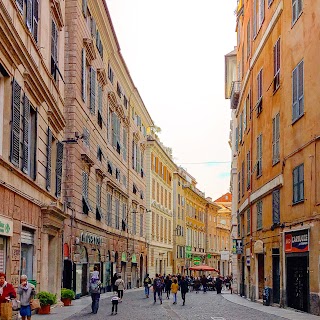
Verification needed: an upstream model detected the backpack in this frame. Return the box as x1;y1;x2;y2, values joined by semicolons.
155;278;162;290
90;281;101;293
144;277;150;285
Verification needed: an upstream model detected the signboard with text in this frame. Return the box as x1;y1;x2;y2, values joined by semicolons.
0;216;13;237
285;229;309;253
232;239;243;254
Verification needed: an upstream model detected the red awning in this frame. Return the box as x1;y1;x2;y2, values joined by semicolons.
189;265;219;272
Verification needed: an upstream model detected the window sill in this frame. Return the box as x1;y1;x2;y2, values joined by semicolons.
292;113;304;125
292;12;303;29
273;84;280;95
272;160;280;167
292;199;305;206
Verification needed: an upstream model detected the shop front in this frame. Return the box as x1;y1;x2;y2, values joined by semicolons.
254;240;264;300
285;228;309;312
131;253;138;288
0;216;13;274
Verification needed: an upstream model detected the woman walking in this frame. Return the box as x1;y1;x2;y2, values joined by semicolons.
180;276;188;306
171;279;179;304
115;275;125;302
165;276;172;299
18;275;35;320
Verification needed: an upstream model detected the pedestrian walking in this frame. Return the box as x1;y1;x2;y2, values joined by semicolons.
164;275;172;299
143;274;152;298
18;275;35;320
153;274;163;304
194;277;201;293
201;275;207;293
89;278;101;314
0;272;16;319
112;273;118;292
111;292;120;315
171;279;179;304
115;275;125;302
215;275;223;294
180;276;189;306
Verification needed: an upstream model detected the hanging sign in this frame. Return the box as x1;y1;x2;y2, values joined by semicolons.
0;216;13;237
285;229;309;253
220;250;230;261
131;253;137;263
121;252;127;262
232;239;243;254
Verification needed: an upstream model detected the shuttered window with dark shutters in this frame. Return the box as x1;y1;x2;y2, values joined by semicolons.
97;85;102;127
82;49;86;102
272;189;280;224
33;0;39;42
46;128;52;191
82;0;87;17
55;141;63;197
11;80;21;167
51;20;58;80
292;60;304;122
22;94;30;174
16;0;23;13
82;171;91;214
26;0;32;31
90;67;96;114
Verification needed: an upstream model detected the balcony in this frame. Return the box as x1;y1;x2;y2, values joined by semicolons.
230;81;241;109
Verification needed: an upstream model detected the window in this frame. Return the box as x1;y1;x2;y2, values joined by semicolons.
116;82;122;98
16;0;39;42
257;200;263;230
96;30;103;59
81;49;87;102
292;60;304;122
82;172;90;214
122;128;127;161
247;208;250;234
112;112;120;152
238;172;240;203
116;168;120;182
292;0;303;25
239;112;243;142
273;38;280;92
108;64;114;83
122;203;127;231
246;150;251;189
89;67;96;114
253;0;265;38
140;213;143;237
241;161;245;197
133;183;137;194
237;213;240;237
243;100;247;133
46;128;53;191
256;69;263;115
123;96;128;109
107;193;112;226
235;127;239;151
97;85;103;128
107;160;113;175
51;20;59;81
272;113;280;164
97;146;103;162
96;184;102;221
132;211;136;235
272;189;280;224
268;0;274;7
256;134;262;177
55;141;63;197
247;20;251;59
293;164;304;203
115;198;120;229
83;127;90;147
10;81;37;180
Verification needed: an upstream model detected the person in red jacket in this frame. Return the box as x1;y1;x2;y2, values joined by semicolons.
0;272;16;304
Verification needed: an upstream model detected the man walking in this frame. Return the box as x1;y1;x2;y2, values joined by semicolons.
153;274;163;304
143;273;152;298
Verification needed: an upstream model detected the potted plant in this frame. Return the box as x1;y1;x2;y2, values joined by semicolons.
60;288;75;306
36;291;57;314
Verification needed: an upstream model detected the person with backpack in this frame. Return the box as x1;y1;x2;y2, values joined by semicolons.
180;276;189;306
89;278;101;314
143;273;152;298
153;274;163;304
164;275;172;299
115;275;125;302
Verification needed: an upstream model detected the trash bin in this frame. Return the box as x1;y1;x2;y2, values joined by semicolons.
263;287;271;306
29;280;37;288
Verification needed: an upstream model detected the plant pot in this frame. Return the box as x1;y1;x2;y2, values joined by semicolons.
38;304;51;314
61;298;72;306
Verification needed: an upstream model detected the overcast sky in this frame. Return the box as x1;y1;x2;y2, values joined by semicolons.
106;0;237;200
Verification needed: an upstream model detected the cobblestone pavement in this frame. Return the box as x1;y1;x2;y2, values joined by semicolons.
62;290;286;320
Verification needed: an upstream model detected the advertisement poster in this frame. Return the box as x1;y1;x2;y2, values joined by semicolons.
285;229;309;253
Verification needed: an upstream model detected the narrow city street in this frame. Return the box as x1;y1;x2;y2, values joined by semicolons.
61;289;283;320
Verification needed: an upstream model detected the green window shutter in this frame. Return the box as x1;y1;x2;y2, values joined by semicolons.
46;127;52;191
22;94;30;174
90;67;96;114
82;49;86;102
55;141;63;197
11;80;21;167
33;0;39;42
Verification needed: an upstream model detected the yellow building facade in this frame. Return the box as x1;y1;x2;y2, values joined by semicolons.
226;0;320;314
145;133;175;276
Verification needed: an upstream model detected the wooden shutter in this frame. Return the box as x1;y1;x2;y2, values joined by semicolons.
33;0;39;42
91;18;96;37
82;0;87;17
46;127;52;191
82;49;86;102
90;67;96;113
247;20;250;58
11;80;21;167
122;128;127;161
260;0;265;24
112;113;116;147
55;141;63;197
26;0;32;31
292;66;298;120
298;61;304;115
275;113;280;162
292;0;297;23
272;189;280;224
22;94;30;174
253;0;257;37
297;0;302;15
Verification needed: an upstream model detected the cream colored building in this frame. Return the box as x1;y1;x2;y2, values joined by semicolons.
145;132;175;276
0;0;66;296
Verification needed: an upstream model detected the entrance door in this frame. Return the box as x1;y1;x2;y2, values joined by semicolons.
63;260;72;289
81;263;88;296
257;254;264;300
272;255;280;303
240;256;245;297
287;255;309;312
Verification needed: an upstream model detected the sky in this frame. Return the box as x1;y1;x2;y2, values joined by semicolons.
105;0;237;200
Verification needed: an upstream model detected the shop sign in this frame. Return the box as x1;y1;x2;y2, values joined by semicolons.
186;246;192;259
207;254;212;259
220;250;230;261
0;216;13;237
121;252;127;262
285;229;309;253
232;239;243;254
193;256;201;265
131;253;137;263
80;232;102;246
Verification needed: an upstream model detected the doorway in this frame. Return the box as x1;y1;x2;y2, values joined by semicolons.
257;254;264;299
286;254;309;312
272;250;280;304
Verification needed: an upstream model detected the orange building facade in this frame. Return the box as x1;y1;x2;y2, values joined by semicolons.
226;0;320;315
